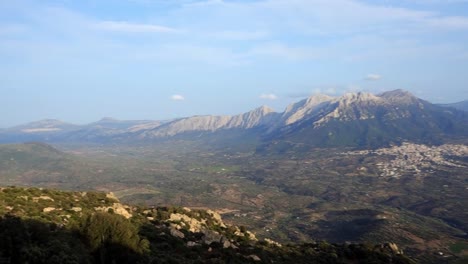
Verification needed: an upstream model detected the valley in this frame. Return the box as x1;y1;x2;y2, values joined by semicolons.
0;140;467;263
1;90;467;263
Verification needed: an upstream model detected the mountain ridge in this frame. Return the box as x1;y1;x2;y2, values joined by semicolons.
2;90;467;148
439;100;468;112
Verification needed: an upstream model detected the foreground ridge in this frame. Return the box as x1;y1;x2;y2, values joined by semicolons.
0;186;414;264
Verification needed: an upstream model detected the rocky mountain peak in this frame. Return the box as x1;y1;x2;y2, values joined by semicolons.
310;92;385;126
284;94;334;115
253;105;275;115
335;92;383;105
281;94;334;126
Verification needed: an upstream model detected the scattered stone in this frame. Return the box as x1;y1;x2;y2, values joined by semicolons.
187;241;199;247
169;227;185;239
383;242;403;255
33;196;54;202
106;192;119;201
264;238;282;247
43;207;56;213
202;230;223;245
220;237;232;248
71;207;82;212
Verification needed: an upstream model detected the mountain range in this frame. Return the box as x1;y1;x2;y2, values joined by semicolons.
2;90;467;148
439;100;468;112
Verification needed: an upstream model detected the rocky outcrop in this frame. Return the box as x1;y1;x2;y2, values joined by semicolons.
94;203;132;219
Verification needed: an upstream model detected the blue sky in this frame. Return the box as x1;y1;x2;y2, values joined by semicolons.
1;0;468;127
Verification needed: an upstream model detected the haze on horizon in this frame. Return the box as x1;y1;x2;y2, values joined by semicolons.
1;0;468;128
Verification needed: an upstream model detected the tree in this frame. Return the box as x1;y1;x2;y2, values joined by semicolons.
78;212;149;263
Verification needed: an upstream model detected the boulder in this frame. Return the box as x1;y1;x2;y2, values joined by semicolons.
169;227;185;239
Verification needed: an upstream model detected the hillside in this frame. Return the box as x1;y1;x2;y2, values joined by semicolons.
0;187;415;264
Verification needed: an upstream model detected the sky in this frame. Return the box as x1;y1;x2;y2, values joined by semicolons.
1;0;468;127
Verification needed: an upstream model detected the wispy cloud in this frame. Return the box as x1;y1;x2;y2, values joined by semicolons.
365;74;382;81
171;94;185;101
259;93;278;100
95;21;178;33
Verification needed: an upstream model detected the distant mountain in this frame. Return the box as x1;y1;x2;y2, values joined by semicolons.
137;106;277;138
439;100;468;112
261;89;468;148
59;118;155;142
0;119;79;143
2;90;467;148
0;118;159;143
6;119;78;133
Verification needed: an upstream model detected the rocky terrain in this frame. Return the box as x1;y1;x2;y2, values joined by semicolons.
0;187;415;264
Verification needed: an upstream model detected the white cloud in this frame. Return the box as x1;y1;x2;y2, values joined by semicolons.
171;94;185;100
259;93;278;100
365;74;382;81
95;21;177;33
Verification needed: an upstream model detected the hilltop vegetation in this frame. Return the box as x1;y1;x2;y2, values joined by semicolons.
0;187;416;264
